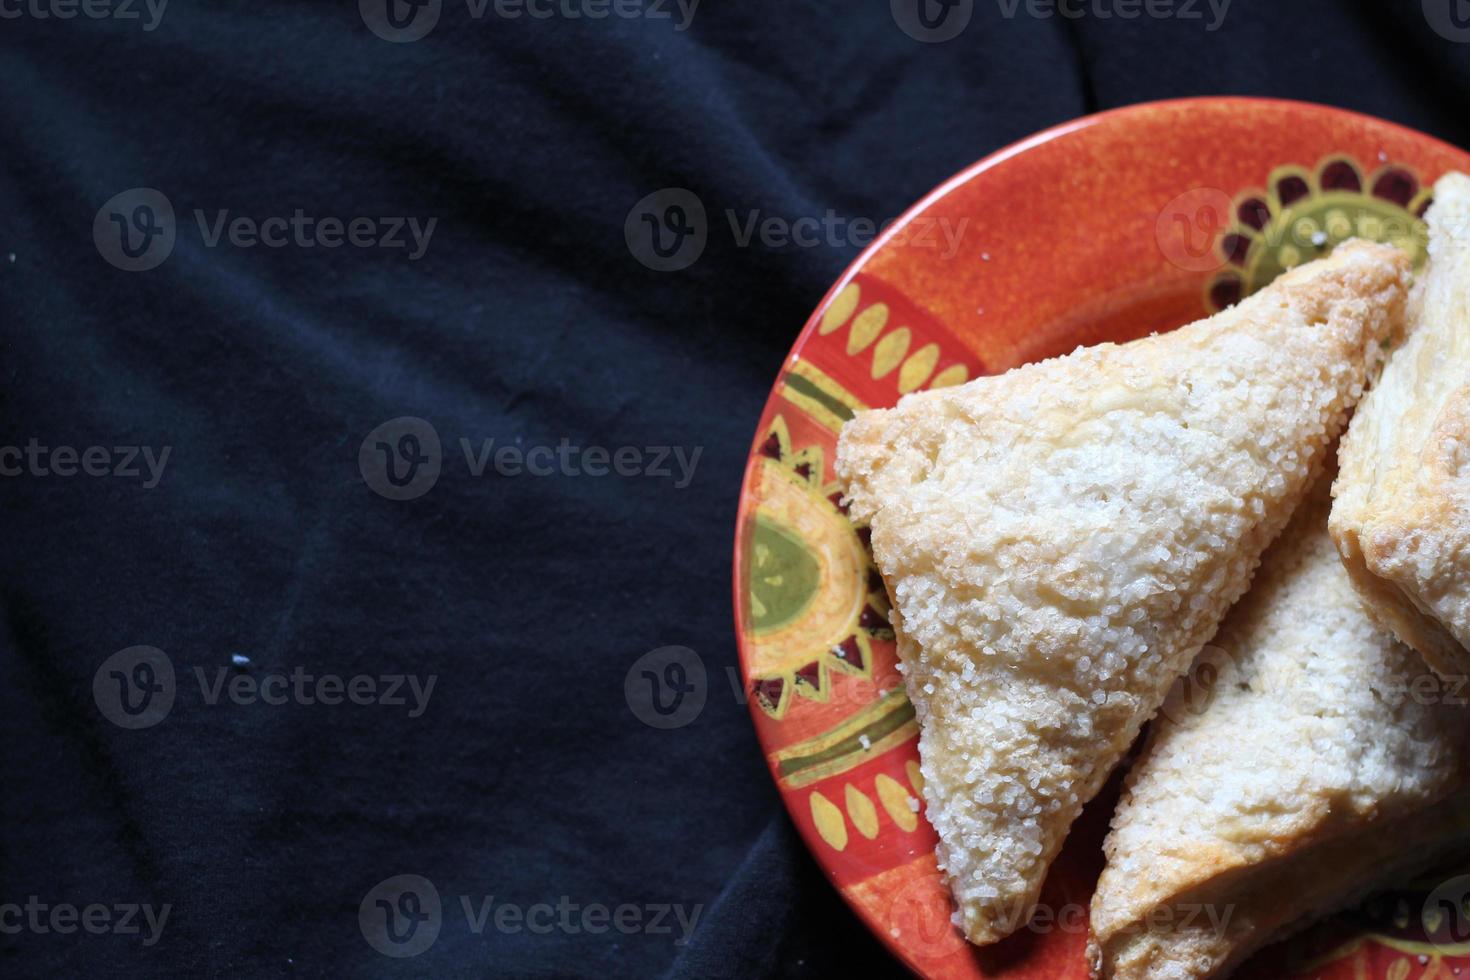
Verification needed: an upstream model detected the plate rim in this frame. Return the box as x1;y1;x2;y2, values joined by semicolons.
728;95;1470;977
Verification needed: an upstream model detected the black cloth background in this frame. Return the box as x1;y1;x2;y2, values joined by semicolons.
3;1;1470;977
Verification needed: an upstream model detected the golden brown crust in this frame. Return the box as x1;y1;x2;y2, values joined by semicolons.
1088;791;1470;980
835;241;1410;946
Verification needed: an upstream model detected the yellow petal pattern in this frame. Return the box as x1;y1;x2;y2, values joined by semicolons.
906;760;925;797
821;282;861;335
845;784;880;840
898;343;940;394
871;327;910;378
929;363;969;390
810;791;848;851
847;303;889;355
875;774;918;832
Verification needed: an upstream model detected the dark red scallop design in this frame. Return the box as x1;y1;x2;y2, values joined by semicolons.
1276;174;1311;206
1221;232;1253;266
1319;159;1363;192
1372;168;1418;207
1237;197;1271;230
1210;274;1244;310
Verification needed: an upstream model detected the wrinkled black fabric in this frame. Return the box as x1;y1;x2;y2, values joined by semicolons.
3;2;1469;977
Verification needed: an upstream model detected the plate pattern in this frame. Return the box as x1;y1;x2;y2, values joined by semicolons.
1206;153;1435;311
733;100;1470;979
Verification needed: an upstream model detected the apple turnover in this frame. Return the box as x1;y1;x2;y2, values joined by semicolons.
1090;476;1470;980
1333;171;1470;680
836;240;1410;945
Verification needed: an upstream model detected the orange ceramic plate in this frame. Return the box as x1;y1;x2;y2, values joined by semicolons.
731;97;1470;979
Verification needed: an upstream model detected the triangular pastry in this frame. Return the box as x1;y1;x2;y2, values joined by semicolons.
1089;476;1470;980
835;240;1410;945
1333;172;1470;680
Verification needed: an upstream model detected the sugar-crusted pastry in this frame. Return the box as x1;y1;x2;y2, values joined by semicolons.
1089;476;1470;980
835;240;1410;946
1333;172;1470;680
